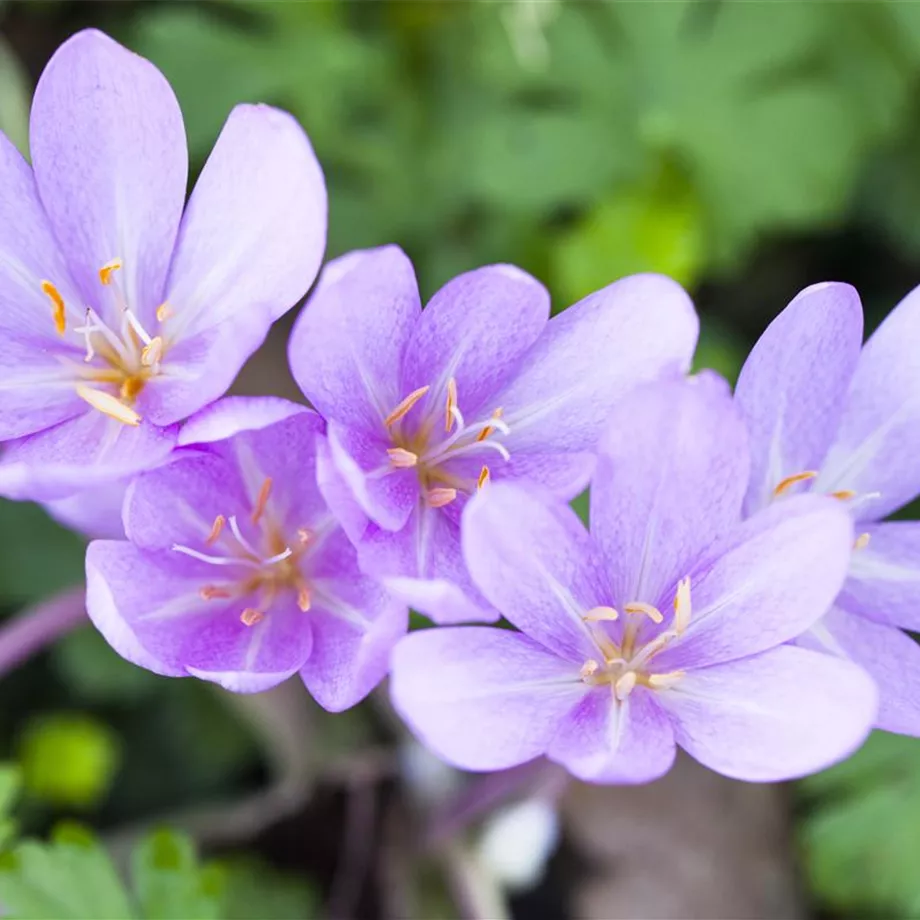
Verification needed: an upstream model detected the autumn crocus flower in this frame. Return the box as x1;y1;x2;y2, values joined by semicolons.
290;246;698;622
85;398;407;706
391;377;876;783
736;282;920;735
0;29;326;501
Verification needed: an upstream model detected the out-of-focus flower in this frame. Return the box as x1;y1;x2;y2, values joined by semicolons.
290;245;698;623
0;29;326;501
85;398;406;708
391;376;876;783
736;282;920;735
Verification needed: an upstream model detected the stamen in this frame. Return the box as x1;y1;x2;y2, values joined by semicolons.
579;659;600;681
477;465;490;490
229;515;261;558
854;532;871;551
476;407;504;442
262;547;294;566
297;584;311;612
240;608;264;627
156;302;173;322
384;385;430;428
583;606;619;622
831;490;857;501
445;377;458;432
75;384;141;427
427;487;457;508
673;576;692;633
251;477;273;524
122;307;152;346
773;470;818;497
200;585;232;600
206;514;226;545
73;309;96;361
297;528;311;545
387;447;418;469
614;671;637;701
99;258;123;285
41;281;66;335
647;670;685;691
624;601;664;624
141;336;164;367
172;544;258;567
120;377;145;403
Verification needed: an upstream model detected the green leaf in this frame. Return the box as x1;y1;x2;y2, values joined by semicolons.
216;857;317;919
0;822;136;919
0;34;30;157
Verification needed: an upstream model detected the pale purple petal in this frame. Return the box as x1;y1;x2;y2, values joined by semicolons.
315;434;370;545
498;451;595;501
44;477;128;539
819;283;920;520
390;627;587;772
591;373;748;610
289;246;421;432
462;483;611;661
660;645;876;782
178;396;315;447
548;687;676;785
400;265;549;416
840;521;920;631
30;29;186;322
734;283;863;515
494;274;698;455
654;495;853;672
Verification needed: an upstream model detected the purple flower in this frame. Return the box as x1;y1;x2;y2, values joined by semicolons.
390;376;876;783
736;282;920;735
0;29;326;501
85;397;407;707
289;246;698;622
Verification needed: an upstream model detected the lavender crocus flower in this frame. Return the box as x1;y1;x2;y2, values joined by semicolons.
390;377;876;783
85;397;407;706
0;29;326;501
736;282;920;735
290;246;698;623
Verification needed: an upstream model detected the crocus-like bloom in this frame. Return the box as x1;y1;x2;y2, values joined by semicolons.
391;377;877;783
290;246;698;622
85;397;407;707
0;29;326;501
736;282;920;735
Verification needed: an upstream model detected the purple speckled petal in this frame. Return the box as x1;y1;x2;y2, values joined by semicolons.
390;627;587;772
659;645;876;782
178;396;315;448
734;283;863;516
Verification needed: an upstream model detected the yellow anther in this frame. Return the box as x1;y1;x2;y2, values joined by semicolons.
579;659;600;681
297;528;311;545
140;336;163;367
41;280;66;335
477;465;490;490
831;489;857;501
119;376;145;403
384;385;430;428
854;532;871;551
427;487;457;508
624;601;664;624
614;670;637;701
206;514;226;545
387;447;419;469
773;470;818;497
251;477;273;524
674;576;692;633
445;377;458;432
200;585;232;600
240;608;264;627
583;606;619;622
156;302;174;322
98;258;123;286
296;584;312;613
647;670;685;691
75;384;141;426
476;407;504;442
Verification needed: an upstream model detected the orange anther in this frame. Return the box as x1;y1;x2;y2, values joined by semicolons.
427;487;457;508
476;407;504;442
477;465;490;490
200;585;232;600
445;377;458;432
384;385;430;428
240;608;264;627
387;447;418;469
773;470;818;497
41;281;66;335
297;584;312;612
75;385;141;426
206;514;226;545
98;258;123;285
252;477;273;524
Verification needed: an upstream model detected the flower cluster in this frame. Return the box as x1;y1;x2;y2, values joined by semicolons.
2;30;918;783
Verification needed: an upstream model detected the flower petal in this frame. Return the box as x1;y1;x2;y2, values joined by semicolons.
289;245;421;432
655;495;853;671
548;687;676;784
591;373;748;610
44;477;128;539
390;627;587;772
400;264;549;416
819;283;920;520
30;29;187;322
734;283;863;515
178;396;315;447
462;483;612;662
494;274;698;454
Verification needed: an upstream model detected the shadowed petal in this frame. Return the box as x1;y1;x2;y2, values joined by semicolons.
390;627;587;772
45;477;128;539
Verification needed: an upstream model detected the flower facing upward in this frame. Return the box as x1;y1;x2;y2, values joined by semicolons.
85;398;407;707
290;245;698;623
0;29;326;501
736;282;920;735
390;377;876;783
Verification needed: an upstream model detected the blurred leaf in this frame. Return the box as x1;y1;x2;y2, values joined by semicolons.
18;713;120;809
216;857;317;919
0;34;30;157
800;731;920;917
691;318;746;385
0;822;135;919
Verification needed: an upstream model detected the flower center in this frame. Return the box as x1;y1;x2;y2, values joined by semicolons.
170;477;316;627
578;577;692;700
381;377;510;508
41;258;173;427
